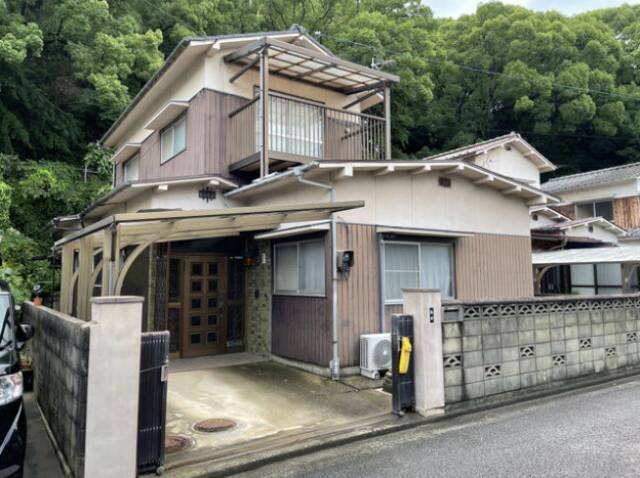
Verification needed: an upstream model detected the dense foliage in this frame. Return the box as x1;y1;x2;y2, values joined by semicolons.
2;0;640;298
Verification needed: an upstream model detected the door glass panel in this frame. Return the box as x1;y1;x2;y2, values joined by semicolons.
208;315;217;325
208;297;217;308
207;332;217;343
191;280;202;293
169;259;181;301
208;263;218;276
208;279;218;292
190;333;201;344
190;316;201;326
191;298;201;309
191;263;203;276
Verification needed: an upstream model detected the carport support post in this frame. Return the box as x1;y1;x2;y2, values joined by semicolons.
84;296;143;478
403;289;445;416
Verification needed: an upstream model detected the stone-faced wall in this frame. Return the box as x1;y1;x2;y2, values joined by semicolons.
441;295;640;404
245;240;272;355
24;302;89;477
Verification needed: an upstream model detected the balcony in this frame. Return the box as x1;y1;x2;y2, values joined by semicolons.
228;92;389;176
222;36;398;178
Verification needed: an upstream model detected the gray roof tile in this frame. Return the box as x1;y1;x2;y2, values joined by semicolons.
542;162;640;194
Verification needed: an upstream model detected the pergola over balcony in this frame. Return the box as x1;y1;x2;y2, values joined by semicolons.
223;37;400;177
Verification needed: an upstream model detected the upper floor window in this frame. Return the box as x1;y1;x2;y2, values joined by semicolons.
161;116;186;164
123;155;139;182
274;239;325;296
383;241;454;303
575;200;613;221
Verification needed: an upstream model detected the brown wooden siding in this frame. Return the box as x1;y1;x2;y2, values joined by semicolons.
336;223;381;367
551;205;575;220
455;233;534;300
114;89;250;187
613;196;640;229
271;295;331;365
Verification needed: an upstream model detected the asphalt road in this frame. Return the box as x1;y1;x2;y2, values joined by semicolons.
234;377;640;478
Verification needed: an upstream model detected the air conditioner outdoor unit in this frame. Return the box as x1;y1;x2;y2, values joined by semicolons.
360;333;391;379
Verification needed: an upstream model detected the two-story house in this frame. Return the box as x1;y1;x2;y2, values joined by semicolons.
533;162;640;297
52;27;557;378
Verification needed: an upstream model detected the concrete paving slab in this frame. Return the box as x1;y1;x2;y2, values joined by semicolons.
164;361;391;470
23;393;64;478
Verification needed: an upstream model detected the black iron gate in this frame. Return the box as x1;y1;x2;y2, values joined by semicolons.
391;314;415;414
138;331;169;474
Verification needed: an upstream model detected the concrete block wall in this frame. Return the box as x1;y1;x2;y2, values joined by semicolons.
441;295;640;404
24;302;90;477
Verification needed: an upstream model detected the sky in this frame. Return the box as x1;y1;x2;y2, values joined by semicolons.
425;0;637;18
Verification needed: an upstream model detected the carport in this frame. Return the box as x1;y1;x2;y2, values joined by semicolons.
53;201;363;320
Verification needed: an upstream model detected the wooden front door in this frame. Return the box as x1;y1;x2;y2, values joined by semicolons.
181;255;227;358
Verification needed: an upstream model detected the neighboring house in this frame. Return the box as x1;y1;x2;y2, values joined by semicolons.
52;26;556;377
533;162;640;297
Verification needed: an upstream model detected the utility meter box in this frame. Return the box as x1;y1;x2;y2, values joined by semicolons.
337;250;354;272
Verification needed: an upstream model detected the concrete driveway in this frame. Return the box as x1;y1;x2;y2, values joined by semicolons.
164;354;390;470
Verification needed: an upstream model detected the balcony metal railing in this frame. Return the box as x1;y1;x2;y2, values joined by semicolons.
229;92;387;168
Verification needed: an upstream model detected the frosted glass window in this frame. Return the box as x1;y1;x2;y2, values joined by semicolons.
161;116;187;163
570;264;595;286
384;241;454;302
274;244;298;293
299;241;325;294
123;155;139;182
274;239;325;295
572;286;596;296
596;263;621;286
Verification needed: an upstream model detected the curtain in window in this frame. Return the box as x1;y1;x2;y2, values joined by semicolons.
299;241;325;294
420;243;453;297
275;244;298;293
174;118;186;152
384;243;419;301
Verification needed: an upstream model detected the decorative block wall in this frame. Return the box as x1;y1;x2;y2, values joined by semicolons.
441;295;640;404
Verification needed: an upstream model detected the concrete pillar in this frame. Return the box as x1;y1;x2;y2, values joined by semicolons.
84;296;143;478
403;289;445;417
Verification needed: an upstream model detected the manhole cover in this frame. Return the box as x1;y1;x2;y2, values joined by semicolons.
165;435;191;454
194;418;237;433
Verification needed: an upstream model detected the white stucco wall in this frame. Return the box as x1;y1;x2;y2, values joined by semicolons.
556;180;639;203
566;224;619;244
238;171;532;237
473;148;541;187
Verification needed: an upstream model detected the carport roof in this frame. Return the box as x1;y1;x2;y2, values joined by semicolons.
54;200;364;248
532;246;640;266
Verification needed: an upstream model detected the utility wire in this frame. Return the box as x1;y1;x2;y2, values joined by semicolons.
318;33;640;103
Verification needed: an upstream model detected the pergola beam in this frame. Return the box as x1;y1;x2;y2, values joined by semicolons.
229;56;260;83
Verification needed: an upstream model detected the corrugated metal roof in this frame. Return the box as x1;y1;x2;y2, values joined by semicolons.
533;246;640;265
542;162;640;194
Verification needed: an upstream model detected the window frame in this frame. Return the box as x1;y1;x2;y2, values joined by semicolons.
160;114;187;165
574;199;614;221
382;239;455;304
273;237;326;297
123;154;140;182
569;263;623;295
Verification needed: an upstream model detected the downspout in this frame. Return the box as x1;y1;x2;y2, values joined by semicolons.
292;167;340;380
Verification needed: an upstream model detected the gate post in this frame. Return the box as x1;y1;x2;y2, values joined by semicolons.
403;289;445;417
85;296;143;478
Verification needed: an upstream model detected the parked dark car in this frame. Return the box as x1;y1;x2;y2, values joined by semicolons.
0;282;33;478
